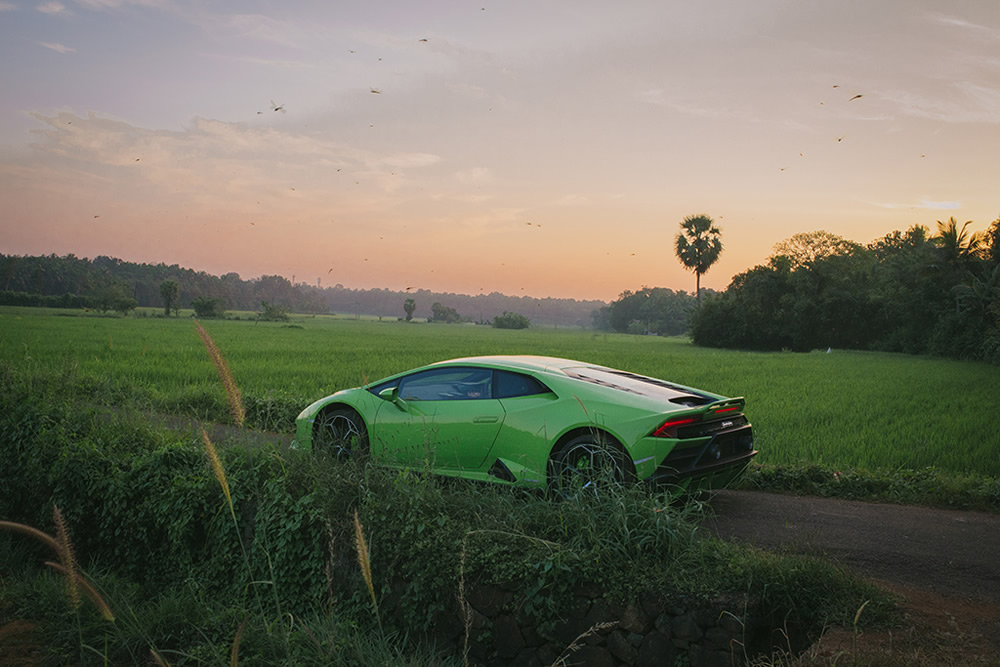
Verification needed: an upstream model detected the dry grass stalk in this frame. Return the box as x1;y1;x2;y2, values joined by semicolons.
0;516;115;622
549;621;618;667
0;520;62;556
458;534;473;667
202;427;234;519
149;648;170;666
52;505;80;608
44;561;115;622
194;320;245;427
230;617;247;667
353;509;380;625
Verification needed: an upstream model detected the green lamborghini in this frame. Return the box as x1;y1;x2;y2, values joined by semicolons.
293;355;756;493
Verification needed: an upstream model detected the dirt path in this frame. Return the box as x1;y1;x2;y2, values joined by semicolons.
703;489;1000;663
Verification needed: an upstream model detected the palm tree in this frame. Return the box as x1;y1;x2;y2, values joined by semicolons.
932;217;985;273
674;214;723;302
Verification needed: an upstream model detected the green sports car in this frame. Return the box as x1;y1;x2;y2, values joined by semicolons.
293;355;756;493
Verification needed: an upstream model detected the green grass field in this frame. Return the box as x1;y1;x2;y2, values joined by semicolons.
3;306;999;477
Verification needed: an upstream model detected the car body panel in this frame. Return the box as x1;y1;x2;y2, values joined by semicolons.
293;355;756;492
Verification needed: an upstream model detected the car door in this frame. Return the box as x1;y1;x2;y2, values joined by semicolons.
372;367;505;471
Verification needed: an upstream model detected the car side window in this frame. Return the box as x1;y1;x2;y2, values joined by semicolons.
397;367;493;401
493;370;549;398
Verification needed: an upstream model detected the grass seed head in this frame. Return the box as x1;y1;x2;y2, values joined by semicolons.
194;320;245;427
202;427;233;516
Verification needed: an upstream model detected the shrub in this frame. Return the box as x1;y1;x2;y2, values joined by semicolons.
492;311;530;329
191;296;226;318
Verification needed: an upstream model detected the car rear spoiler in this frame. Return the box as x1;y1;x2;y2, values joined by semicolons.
705;397;745;416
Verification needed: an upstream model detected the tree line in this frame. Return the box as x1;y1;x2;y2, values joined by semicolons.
0;253;604;326
691;218;1000;364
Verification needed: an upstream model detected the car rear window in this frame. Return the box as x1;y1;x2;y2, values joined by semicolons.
562;366;713;405
493;370;550;398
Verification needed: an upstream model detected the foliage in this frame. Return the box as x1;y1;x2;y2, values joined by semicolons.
674;213;723;301
692;219;1000;364
159;280;178;317
258;300;290;321
0;290;99;309
428;301;462;323
604;286;697;335
492;311;530;329
403;297;416;321
192;295;226;318
768;230;862;269
0;385;899;662
0;252;604;327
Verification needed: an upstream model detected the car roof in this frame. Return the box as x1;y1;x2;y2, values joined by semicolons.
428;355;594;374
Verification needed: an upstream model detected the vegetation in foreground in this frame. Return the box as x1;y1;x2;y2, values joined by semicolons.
0;376;897;665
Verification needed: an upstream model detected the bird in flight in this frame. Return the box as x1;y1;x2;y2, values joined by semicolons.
849;94;863;101
835;135;846;142
270;100;286;112
370;88;381;94
419;38;428;42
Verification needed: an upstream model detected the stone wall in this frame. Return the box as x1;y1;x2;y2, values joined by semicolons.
447;583;796;667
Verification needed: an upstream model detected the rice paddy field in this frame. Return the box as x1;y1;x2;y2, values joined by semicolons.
3;306;999;477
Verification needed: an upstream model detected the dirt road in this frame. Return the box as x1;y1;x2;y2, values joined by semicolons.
704;489;1000;604
704;489;1000;663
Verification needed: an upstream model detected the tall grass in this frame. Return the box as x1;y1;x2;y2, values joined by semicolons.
0;506;115;622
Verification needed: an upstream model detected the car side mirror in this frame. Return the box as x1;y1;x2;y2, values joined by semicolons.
378;386;405;408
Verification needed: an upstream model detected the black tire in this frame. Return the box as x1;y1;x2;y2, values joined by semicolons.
551;433;634;495
314;407;369;459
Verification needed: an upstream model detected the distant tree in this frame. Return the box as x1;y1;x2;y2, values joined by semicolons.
492;311;530;329
769;230;861;269
607;287;697;335
591;306;612;331
159;280;178;316
403;298;416;321
192;296;225;318
113;296;137;316
674;214;723;302
258;300;290;321
429;302;461;323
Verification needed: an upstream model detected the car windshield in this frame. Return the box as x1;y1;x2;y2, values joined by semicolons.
562;366;713;405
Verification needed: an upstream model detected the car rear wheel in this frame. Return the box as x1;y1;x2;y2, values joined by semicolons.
314;407;369;460
552;433;634;496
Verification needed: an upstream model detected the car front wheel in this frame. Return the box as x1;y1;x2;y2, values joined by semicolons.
314;407;369;460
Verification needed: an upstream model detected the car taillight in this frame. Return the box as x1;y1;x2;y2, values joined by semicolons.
652;416;700;438
712;405;741;415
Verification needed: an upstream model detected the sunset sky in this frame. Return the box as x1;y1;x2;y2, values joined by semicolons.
1;1;998;302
